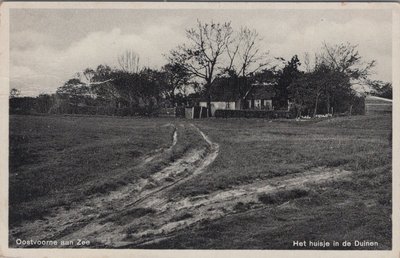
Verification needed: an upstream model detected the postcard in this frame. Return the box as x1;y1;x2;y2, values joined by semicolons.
0;2;398;258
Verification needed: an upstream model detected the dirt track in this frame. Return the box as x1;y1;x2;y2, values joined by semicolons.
10;122;352;248
120;166;351;247
9;123;218;247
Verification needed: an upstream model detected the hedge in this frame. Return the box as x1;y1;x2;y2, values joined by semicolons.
214;109;294;119
175;106;185;118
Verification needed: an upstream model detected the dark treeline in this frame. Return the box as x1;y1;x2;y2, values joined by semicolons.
10;20;391;117
10;62;193;116
367;80;392;99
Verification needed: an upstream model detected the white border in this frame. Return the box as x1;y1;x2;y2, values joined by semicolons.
0;2;398;258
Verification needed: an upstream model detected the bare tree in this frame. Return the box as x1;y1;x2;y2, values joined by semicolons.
169;20;234;116
226;27;270;77
320;42;376;83
118;50;140;74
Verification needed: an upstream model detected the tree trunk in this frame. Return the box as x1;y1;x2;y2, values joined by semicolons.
170;91;175;107
313;93;320;117
128;93;134;115
207;93;212;117
297;105;301;118
326;94;330;114
205;81;213;117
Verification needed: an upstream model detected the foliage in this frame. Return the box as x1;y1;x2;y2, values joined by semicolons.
10;88;21;98
34;94;54;113
168;20;234;115
19;22;388;118
161;62;191;105
56;78;91;104
168;20;270;115
287;42;376;117
320;42;376;81
368;80;392;99
225;27;270;77
215;109;293;119
275;55;302;110
52;63;166;116
251;69;277;84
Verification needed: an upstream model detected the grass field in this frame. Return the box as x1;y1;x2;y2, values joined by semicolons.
172;115;391;197
9;115;176;225
9;113;391;249
156;114;392;249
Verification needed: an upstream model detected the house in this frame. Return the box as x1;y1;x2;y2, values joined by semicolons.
198;77;248;116
243;82;275;110
365;95;392;114
199;77;276;116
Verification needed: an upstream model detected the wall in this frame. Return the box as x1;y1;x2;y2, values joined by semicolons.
246;99;273;110
199;101;236;116
185;107;193;119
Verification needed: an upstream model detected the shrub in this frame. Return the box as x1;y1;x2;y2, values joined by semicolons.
215;109;294;119
175;106;185;118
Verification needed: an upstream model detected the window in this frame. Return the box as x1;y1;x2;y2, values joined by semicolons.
264;100;272;110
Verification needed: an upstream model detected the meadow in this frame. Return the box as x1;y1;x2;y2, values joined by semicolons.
157;114;392;249
9;115;175;225
9;112;392;249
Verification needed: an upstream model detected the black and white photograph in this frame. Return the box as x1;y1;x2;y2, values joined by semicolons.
1;2;398;255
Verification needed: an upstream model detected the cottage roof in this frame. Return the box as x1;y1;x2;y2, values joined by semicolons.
244;83;276;100
199;78;276;102
200;77;251;102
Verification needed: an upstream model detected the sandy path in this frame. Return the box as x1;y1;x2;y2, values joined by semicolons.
10;122;352;249
54;123;220;246
119;166;352;247
9;124;178;243
9;123;218;247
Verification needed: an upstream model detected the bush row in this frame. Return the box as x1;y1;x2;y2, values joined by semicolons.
214;109;295;119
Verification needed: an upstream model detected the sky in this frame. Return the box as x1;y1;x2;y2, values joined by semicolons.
10;7;392;96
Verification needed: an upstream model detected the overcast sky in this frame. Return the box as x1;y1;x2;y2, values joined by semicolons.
10;8;392;96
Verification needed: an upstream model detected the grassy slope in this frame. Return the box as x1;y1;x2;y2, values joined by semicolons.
9;115;174;225
152;114;392;249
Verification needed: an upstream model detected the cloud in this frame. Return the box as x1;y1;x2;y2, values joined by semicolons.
11;30;56;51
267;17;392;81
10;26;185;96
233;16;391;82
10;11;392;96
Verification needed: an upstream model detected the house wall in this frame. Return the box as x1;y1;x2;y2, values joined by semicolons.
185;107;194;119
235;100;242;110
199;102;207;108
246;99;273;110
199;101;236;116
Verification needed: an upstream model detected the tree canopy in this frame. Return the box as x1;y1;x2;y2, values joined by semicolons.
37;21;384;117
